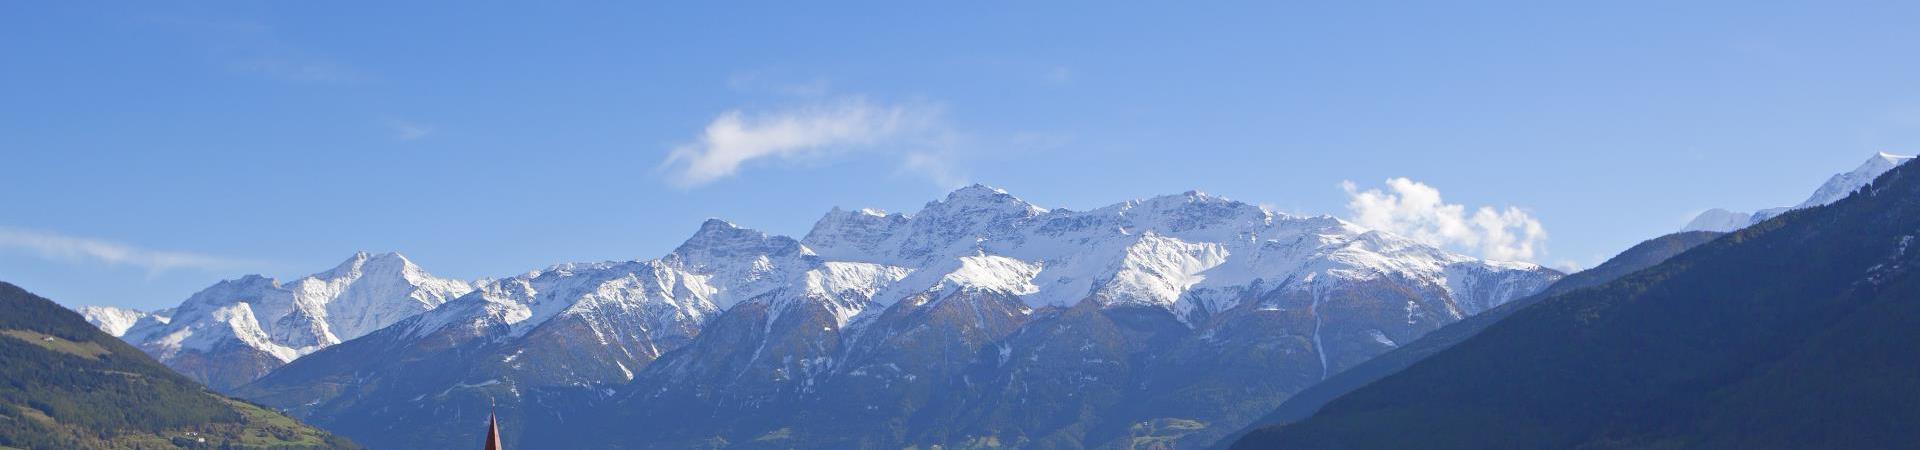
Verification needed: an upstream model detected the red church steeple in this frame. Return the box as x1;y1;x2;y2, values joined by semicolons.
483;413;504;450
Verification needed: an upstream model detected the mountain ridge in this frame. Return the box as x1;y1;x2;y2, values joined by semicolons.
82;251;475;391
235;185;1560;449
1684;152;1912;232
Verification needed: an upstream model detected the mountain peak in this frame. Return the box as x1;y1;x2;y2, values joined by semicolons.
1850;150;1912;173
1686;151;1916;232
215;273;280;291
803;207;912;260
1683;208;1752;232
1855;151;1913;175
1114;190;1281;233
1794;151;1915;209
321;251;414;279
938;184;1043;209
928;183;1045;217
947;183;1008;199
1141;189;1234;205
673;219;809;266
1874;151;1913;165
682;218;772;245
697;217;743;233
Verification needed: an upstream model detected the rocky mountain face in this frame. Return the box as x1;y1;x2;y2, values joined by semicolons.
237;186;1559;449
84;251;474;391
1685;152;1911;232
1235;154;1920;449
0;282;360;449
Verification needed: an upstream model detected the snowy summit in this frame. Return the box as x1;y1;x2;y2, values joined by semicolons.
1685;152;1914;232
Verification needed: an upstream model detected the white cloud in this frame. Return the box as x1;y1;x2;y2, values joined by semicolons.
661;97;953;187
0;226;253;274
1554;260;1586;273
1341;178;1548;262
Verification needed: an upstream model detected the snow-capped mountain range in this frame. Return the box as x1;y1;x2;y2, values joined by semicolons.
205;185;1559;449
82;251;474;390
1685;152;1913;232
805;186;1548;319
68;153;1915;447
189;187;1550;376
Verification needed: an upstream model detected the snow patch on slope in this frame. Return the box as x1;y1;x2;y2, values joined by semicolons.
937;254;1043;296
1097;233;1229;312
78;306;162;337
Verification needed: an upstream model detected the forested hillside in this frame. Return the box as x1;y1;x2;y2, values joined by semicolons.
0;282;358;450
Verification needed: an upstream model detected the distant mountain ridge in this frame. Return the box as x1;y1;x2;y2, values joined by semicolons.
78;305;169;337
233;185;1560;449
1684;152;1911;232
82;251;475;391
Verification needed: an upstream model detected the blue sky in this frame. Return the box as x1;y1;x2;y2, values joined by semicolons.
5;2;1919;309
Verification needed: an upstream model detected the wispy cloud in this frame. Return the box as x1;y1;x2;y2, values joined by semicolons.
1341;178;1548;262
385;119;434;141
146;15;366;84
0;226;255;274
1553;253;1608;274
660;96;956;187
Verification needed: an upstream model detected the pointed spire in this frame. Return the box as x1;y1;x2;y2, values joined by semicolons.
483;413;503;450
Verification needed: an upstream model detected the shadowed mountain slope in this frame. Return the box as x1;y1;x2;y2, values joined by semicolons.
1236;158;1920;449
1216;230;1724;447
